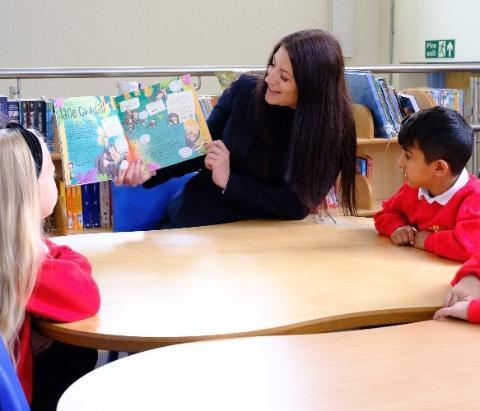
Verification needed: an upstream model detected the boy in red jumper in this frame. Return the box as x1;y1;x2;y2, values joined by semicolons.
374;107;480;323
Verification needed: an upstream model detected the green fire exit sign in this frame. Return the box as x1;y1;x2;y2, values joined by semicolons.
425;40;455;58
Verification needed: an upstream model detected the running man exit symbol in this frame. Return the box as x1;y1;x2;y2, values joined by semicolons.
425;40;455;58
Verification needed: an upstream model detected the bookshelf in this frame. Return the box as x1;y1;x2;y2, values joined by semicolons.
352;103;403;217
2;64;479;229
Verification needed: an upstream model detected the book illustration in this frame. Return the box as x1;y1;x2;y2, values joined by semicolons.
215;71;239;89
55;75;211;186
55;95;127;186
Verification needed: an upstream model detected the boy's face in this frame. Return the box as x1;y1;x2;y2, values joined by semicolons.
397;143;436;190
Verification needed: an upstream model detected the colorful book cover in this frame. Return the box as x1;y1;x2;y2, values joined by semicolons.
55;74;211;186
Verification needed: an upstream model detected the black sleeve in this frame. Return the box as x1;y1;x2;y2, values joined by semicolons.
206;79;237;140
223;172;309;220
143;156;204;188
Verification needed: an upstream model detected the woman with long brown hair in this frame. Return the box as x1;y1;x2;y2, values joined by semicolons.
117;29;357;227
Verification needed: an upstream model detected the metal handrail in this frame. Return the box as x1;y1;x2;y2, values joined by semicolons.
0;66;263;79
2;64;480;174
2;63;480;79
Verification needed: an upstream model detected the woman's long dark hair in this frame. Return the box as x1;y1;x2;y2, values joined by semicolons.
255;29;357;215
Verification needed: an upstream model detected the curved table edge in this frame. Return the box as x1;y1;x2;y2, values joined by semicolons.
34;306;438;352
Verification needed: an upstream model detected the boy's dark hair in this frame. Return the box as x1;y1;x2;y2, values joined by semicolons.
398;106;473;175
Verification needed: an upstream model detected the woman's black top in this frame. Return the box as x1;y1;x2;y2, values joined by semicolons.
144;74;309;228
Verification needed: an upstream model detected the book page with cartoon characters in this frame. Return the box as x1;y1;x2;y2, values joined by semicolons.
114;75;212;173
55;96;129;186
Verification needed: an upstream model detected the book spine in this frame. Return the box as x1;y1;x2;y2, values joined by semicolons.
81;184;92;229
377;79;398;131
90;183;101;228
28;101;35;129
356;157;367;176
7;99;20;123
73;185;83;230
0;96;8;121
99;181;111;228
371;78;395;138
19;100;29;127
34;99;46;132
56;180;67;233
45;99;55;152
66;186;74;230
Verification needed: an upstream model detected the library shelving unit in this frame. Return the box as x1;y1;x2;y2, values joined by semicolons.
1;63;480;230
351;103;403;217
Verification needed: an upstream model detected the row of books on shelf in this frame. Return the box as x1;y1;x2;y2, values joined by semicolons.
198;95;218;120
0;95;56;152
2;72;466;192
59;180;112;231
345;71;464;139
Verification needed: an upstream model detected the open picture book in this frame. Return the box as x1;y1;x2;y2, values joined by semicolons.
55;75;211;186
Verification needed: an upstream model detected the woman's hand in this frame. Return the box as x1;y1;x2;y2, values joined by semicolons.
114;159;155;187
204;141;230;189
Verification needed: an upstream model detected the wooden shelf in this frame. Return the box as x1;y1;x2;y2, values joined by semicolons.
353;104;404;215
356;200;383;218
65;228;111;236
357;137;398;146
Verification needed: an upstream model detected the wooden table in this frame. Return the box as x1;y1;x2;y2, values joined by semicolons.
36;217;459;352
57;319;480;411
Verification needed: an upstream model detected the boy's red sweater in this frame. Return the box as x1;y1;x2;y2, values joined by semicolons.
374;176;480;285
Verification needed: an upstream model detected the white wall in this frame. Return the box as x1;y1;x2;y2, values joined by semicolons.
0;0;390;98
394;0;480;63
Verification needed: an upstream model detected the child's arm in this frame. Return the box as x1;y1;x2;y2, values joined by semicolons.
445;273;480;305
434;299;480;323
450;254;480;286
422;195;480;262
374;184;413;240
26;239;100;322
433;300;469;321
434;263;480;322
390;225;416;246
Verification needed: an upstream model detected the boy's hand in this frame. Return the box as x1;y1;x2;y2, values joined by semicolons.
390;226;415;246
444;275;480;307
413;230;429;250
433;300;469;321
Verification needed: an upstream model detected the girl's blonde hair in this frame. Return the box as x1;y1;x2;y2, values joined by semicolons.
0;128;43;361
